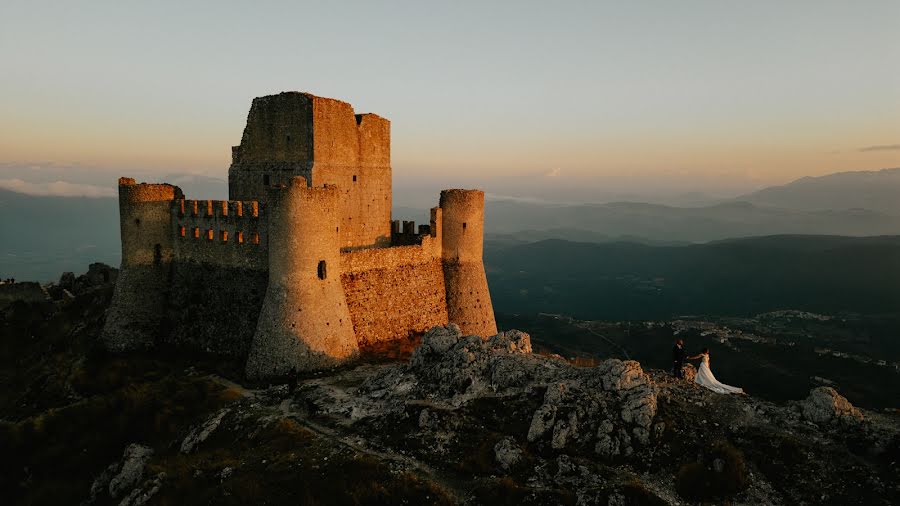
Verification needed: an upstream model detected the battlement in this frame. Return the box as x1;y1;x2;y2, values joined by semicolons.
390;208;441;247
178;199;260;219
173;199;268;270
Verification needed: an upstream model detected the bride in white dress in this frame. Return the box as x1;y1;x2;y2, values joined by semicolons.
688;348;745;395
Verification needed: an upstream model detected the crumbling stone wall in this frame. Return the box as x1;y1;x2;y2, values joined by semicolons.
228;93;314;202
228;92;391;249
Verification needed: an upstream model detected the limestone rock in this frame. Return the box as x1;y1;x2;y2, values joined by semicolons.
526;359;657;458
800;386;864;425
107;444;154;499
403;325;566;405
59;271;76;291
494;437;524;470
180;408;230;453
119;472;166;506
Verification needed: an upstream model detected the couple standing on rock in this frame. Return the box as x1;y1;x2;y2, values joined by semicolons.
673;338;745;395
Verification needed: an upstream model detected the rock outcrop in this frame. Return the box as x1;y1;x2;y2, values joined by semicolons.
180;408;230;453
526;358;657;458
86;443;155;504
800;386;865;425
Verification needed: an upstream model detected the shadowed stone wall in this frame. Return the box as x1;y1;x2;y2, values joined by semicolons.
103;179;180;352
164;263;267;357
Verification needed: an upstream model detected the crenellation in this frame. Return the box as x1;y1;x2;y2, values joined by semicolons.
104;91;496;378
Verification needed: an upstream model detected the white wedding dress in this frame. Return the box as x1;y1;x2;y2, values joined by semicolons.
695;353;744;394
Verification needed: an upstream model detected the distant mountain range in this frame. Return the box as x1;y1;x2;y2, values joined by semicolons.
734;167;900;215
482;200;900;243
4;167;900;280
397;167;900;244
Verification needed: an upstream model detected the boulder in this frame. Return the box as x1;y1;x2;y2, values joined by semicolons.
800;387;864;425
107;444;154;499
494;437;524;470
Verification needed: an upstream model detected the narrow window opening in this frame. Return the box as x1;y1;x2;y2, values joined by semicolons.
286;134;292;143
352;175;357;182
237;231;244;244
463;222;468;230
220;230;228;242
193;227;200;239
252;232;260;244
134;218;141;226
317;260;327;280
206;229;214;240
263;174;271;186
153;244;162;265
179;226;186;238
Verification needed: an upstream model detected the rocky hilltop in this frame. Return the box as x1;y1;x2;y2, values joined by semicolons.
1;270;898;505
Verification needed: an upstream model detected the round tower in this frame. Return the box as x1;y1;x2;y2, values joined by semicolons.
440;189;498;338
102;178;180;351
246;177;358;378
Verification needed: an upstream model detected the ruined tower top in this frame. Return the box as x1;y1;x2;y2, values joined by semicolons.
228;92;391;205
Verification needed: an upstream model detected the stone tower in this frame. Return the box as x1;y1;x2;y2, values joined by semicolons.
102;178;180;351
440;189;498;338
245;177;358;377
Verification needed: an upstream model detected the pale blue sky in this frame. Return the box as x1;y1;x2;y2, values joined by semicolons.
1;0;898;197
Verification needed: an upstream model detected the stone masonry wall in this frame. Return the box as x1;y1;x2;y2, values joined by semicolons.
307;99;392;250
165;262;267;358
340;236;449;346
227;92;392;249
173;199;268;270
228;93;314;203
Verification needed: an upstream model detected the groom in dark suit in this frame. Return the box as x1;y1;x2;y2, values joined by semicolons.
672;338;686;378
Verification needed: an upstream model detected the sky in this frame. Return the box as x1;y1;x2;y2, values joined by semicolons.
1;0;898;201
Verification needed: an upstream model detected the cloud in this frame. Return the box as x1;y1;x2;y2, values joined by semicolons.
0;178;116;198
544;167;562;177
859;144;900;152
484;192;560;205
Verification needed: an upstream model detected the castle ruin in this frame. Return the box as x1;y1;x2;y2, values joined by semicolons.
101;92;497;378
